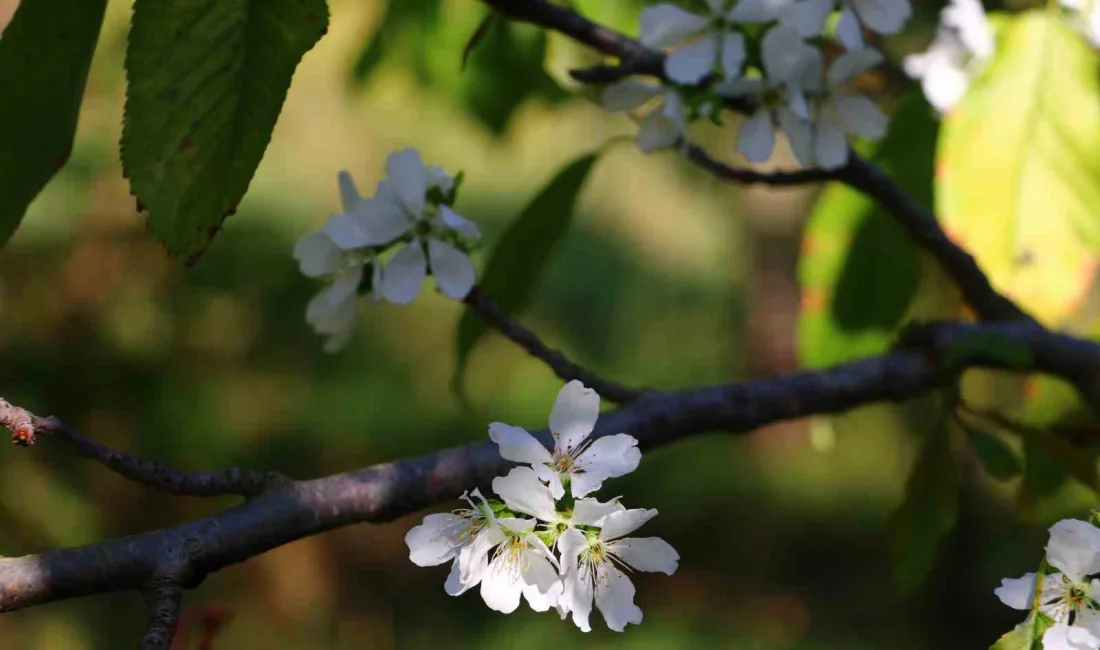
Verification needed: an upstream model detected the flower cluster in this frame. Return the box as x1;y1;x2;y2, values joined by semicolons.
293;149;480;351
903;0;993;114
996;518;1100;648
603;0;904;168
405;381;679;632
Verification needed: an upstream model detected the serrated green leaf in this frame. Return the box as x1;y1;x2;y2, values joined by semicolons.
122;0;328;263
990;611;1054;650
452;152;600;394
889;425;959;594
937;11;1100;325
965;427;1023;480
797;92;935;368
0;0;107;247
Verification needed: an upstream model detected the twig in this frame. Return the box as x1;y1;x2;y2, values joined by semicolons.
682;143;834;186
141;579;183;649
0;400;280;498
463;287;646;404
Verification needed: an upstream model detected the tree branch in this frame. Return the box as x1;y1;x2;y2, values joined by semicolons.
1;321;1097;626
0;399;281;498
463;287;646;403
140;579;183;649
481;0;1033;325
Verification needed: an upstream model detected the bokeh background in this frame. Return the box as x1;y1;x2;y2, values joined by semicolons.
0;0;1092;647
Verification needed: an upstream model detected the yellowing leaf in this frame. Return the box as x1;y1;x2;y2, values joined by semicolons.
937;12;1100;325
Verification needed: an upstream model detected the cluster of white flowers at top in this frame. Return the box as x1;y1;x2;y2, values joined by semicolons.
405;381;679;632
602;0;907;168
996;518;1100;649
903;0;993;114
293;149;480;352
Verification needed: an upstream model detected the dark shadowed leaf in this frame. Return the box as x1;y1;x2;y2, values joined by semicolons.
964;426;1022;480
122;0;329;263
452;152;600;393
0;0;107;247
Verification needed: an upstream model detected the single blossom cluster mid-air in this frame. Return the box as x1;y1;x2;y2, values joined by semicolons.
293;149;480;351
405;381;679;632
600;0;899;169
995;518;1100;649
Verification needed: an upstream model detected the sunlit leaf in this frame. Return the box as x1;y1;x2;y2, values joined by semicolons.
0;0;107;247
990;611;1054;650
122;0;328;263
452;151;600;393
937;11;1100;325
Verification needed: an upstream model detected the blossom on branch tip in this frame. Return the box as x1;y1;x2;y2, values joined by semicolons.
639;1;747;84
489;380;641;499
601;80;688;153
809;48;889;169
903;0;993;114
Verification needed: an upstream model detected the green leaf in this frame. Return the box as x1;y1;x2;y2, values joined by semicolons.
797;92;935;368
452;152;600;393
889;425;959;594
0;0;108;247
351;0;441;85
937;11;1100;325
122;0;329;263
965;427;1023;480
990;611;1054;650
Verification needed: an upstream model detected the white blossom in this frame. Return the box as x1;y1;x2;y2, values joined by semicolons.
1061;0;1100;50
1045;623;1100;650
639;1;747;84
903;0;993;114
716;25;820;164
405;489;503;597
601;80;688;153
556;507;679;632
809;48;889;169
489;380;641;500
781;0;911;50
478;515;564;614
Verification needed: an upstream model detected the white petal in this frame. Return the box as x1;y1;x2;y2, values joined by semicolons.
323;211;372;250
557;528;594;630
639;4;709;48
385;149;428;217
439;205;481;240
852;0;912;35
827;48;883;87
1043;624;1100;650
1047;519;1100;583
1078;603;1100;639
427;239;476;300
489;423;552;465
293;232;340;278
558;527;589;574
425;164;454;193
918;59;970;114
738;110;777;163
480;557;524;613
572;434;642;498
521;551;564;612
534;463;565;500
777;108;814;166
833;95;888;139
381;242;427;305
836;7;865;50
572;497;626;527
496;517;537;534
337;170;361;214
549;381;601;454
406;512;464;567
594;567;643;632
814;120;850;169
458;527;505;587
599;508;659;541
611;537;680;575
762;24;815;81
728;0;789;22
993;573;1036;610
492;467;558;521
778;0;833;38
664;35;720;85
601;80;664;112
354;196;413;246
636;111;682;153
720;32;746;80
705;0;729;13
445;559;473;596
943;0;994;59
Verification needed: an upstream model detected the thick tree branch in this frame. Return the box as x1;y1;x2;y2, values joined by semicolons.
1;321;1097;624
463;287;645;403
140;580;183;649
481;0;1032;325
0;400;280;498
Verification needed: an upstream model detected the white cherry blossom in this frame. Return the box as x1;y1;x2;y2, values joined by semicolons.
405;489;503;597
556;507;679;632
781;0;912;50
478;516;564;614
1045;623;1100;650
601;80;688;153
809;48;888;169
639;1;747;84
903;0;993;113
489;380;641;500
716;25;819;164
